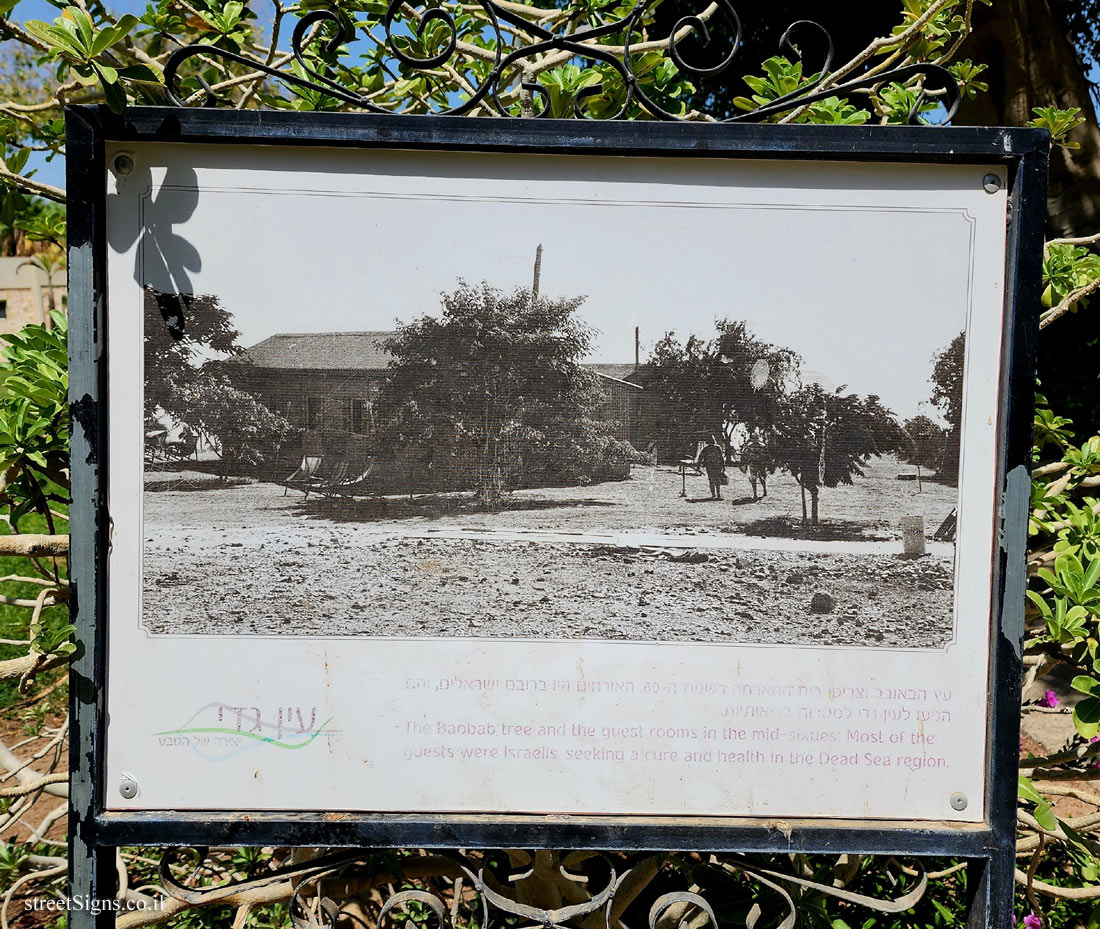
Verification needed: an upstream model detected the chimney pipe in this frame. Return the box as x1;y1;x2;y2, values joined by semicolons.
635;326;640;367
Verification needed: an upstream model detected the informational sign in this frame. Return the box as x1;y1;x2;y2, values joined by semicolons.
93;136;1017;823
60;111;1042;896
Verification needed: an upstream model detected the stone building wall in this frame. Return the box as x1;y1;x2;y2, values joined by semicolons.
0;289;41;334
0;258;66;336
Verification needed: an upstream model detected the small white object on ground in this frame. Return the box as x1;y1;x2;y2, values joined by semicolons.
901;515;926;557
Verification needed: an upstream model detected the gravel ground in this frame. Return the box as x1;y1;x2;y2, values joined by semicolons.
142;456;957;646
144;533;953;645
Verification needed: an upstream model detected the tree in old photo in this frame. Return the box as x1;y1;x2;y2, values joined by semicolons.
378;282;618;505
929;331;965;480
645;319;800;459
901;414;949;474
776;385;903;526
143;288;294;474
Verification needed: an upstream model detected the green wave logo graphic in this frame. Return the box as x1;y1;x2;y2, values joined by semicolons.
155;718;334;750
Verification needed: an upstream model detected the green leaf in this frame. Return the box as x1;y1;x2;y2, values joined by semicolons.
1073;675;1100;696
113;13;140;37
1033;798;1058;831
93;62;119;84
1019;774;1064;833
1019;775;1045;805
4;148;29;175
89;24;121;56
116;64;161;83
62;6;95;48
101;77;127;112
1075;696;1100;738
1027;589;1053;619
24;20;86;58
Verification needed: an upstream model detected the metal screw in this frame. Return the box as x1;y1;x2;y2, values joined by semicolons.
949;791;968;811
119;777;139;800
982;173;1002;194
112;153;135;176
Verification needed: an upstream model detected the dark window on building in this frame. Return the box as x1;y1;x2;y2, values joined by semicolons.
0;301;8;320
350;397;365;434
306;397;322;430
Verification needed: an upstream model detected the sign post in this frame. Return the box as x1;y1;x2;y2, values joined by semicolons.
66;105;1048;928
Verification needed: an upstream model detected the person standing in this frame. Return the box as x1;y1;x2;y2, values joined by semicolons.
699;435;726;500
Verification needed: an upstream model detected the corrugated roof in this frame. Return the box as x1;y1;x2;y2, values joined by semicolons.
585;363;642;383
243;333;643;381
244;331;397;370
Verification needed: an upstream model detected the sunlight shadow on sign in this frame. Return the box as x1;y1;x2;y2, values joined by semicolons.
107;160;202;297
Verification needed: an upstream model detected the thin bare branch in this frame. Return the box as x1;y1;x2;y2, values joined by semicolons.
1014;869;1100;900
778;0;958;124
1046;230;1100;252
0;864;66;929
27;800;67;844
0;716;67;782
0;771;67;797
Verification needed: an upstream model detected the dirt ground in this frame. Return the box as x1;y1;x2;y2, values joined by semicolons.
142;456;958;646
147;454;956;538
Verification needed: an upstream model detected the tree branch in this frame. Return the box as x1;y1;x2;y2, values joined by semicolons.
0;771;67;797
1046;230;1100;252
1014;869;1100;899
0;16;50;52
0;160;66;203
0;652;68;685
1021;739;1100;769
1039;273;1100;329
523;3;718;77
778;0;959;124
0;534;67;557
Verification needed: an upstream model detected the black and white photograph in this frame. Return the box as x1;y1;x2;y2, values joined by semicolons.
138;165;972;647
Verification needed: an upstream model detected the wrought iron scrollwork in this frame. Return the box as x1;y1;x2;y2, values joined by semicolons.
162;1;960;123
152;848;932;929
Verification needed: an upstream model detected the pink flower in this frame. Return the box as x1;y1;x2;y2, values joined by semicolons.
1040;690;1060;708
1023;913;1042;929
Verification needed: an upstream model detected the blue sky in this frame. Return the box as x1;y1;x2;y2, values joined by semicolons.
124;150;977;421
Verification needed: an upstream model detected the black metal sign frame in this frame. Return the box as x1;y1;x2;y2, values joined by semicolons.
65;104;1048;929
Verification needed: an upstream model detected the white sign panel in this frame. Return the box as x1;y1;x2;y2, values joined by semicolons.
104;142;1007;820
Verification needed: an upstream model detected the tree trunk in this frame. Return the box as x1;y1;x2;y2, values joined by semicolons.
958;0;1100;235
799;478;807;524
811;487;819;525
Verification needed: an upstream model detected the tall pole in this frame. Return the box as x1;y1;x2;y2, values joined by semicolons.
531;243;543;307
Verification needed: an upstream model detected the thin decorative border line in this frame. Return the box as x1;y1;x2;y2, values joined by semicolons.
130;183;980;655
